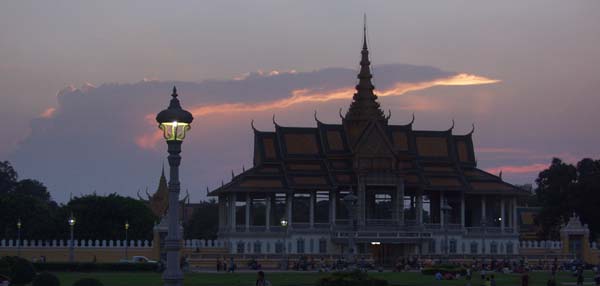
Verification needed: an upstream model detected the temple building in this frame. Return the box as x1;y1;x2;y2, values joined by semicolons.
208;27;529;262
138;165;196;224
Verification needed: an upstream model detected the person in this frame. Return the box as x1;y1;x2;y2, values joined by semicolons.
256;271;271;286
481;269;486;280
466;267;472;281
522;270;530;286
577;270;584;286
490;275;496;286
435;271;443;280
229;257;235;273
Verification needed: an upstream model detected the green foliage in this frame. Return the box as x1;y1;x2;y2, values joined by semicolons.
16;178;52;202
0;161;18;194
535;158;600;239
33;262;158;272
421;265;466;275
317;270;388;286
9;257;36;285
0;192;62;239
184;199;218;239
66;193;157;240
33;272;61;286
73;278;104;286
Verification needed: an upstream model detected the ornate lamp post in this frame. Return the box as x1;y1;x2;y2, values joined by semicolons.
342;193;358;263
16;218;22;257
68;213;76;263
124;221;130;260
156;86;193;286
441;200;452;261
280;218;288;270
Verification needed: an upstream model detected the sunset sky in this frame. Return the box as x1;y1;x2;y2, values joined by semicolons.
1;1;599;202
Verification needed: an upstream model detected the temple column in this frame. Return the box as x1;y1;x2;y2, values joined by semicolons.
395;179;405;225
266;195;271;231
416;188;424;226
512;197;518;233
218;196;226;229
245;195;251;231
481;195;486;223
287;193;293;229
500;198;505;232
229;193;236;232
330;191;337;227
357;177;366;226
309;191;315;228
460;194;466;228
440;191;445;227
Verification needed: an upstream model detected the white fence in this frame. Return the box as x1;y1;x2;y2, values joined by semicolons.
519;240;598;250
0;239;225;249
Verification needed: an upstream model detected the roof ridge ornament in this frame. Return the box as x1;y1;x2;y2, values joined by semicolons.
446;119;455;132
314;110;321;124
339;108;345;120
272;114;279;127
467;123;475;136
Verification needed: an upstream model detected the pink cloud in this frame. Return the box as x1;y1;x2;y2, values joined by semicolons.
486;163;548;175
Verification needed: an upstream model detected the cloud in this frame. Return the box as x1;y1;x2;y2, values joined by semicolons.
486;163;548;175
8;63;500;203
136;72;499;149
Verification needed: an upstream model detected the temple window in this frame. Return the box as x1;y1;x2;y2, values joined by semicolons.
315;191;329;223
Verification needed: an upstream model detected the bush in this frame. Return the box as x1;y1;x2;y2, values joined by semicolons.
33;272;60;286
317;270;388;286
33;262;157;272
73;278;103;286
421;266;466;276
9;257;36;285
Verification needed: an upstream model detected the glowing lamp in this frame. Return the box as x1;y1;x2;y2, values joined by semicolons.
125;221;130;230
280;219;288;227
68;217;76;226
156;87;193;141
17;219;21;229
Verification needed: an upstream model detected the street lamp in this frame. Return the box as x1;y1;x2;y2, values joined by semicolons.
342;192;358;263
16;218;22;257
441;200;452;261
68;213;76;263
124;221;130;260
156;86;193;286
280;218;288;270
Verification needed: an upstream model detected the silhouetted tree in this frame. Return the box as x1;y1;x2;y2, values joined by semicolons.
66;194;157;240
0;161;18;194
184;200;218;240
535;157;600;239
15;179;52;203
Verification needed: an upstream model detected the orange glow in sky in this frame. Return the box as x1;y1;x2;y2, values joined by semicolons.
40;107;56;118
136;73;500;149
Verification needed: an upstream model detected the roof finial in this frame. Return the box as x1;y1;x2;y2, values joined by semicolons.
231;170;235;179
206;187;209;196
344;14;386;123
363;13;368;50
242;165;246;172
446;119;455;132
172;86;178;98
499;170;503;179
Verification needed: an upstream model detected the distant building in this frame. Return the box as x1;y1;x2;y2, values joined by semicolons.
138;165;197;224
209;26;529;262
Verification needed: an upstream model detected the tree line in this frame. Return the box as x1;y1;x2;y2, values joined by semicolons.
0;161;219;241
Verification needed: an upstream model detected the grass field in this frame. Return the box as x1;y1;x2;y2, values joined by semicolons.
53;270;596;286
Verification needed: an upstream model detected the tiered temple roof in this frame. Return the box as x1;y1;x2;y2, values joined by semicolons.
209;21;527;198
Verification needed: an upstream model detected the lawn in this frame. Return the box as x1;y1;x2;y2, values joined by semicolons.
54;270;595;286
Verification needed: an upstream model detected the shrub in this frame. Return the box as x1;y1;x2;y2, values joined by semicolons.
73;278;103;286
421;266;466;276
317;270;388;286
9;257;36;285
33;262;157;272
33;272;60;286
